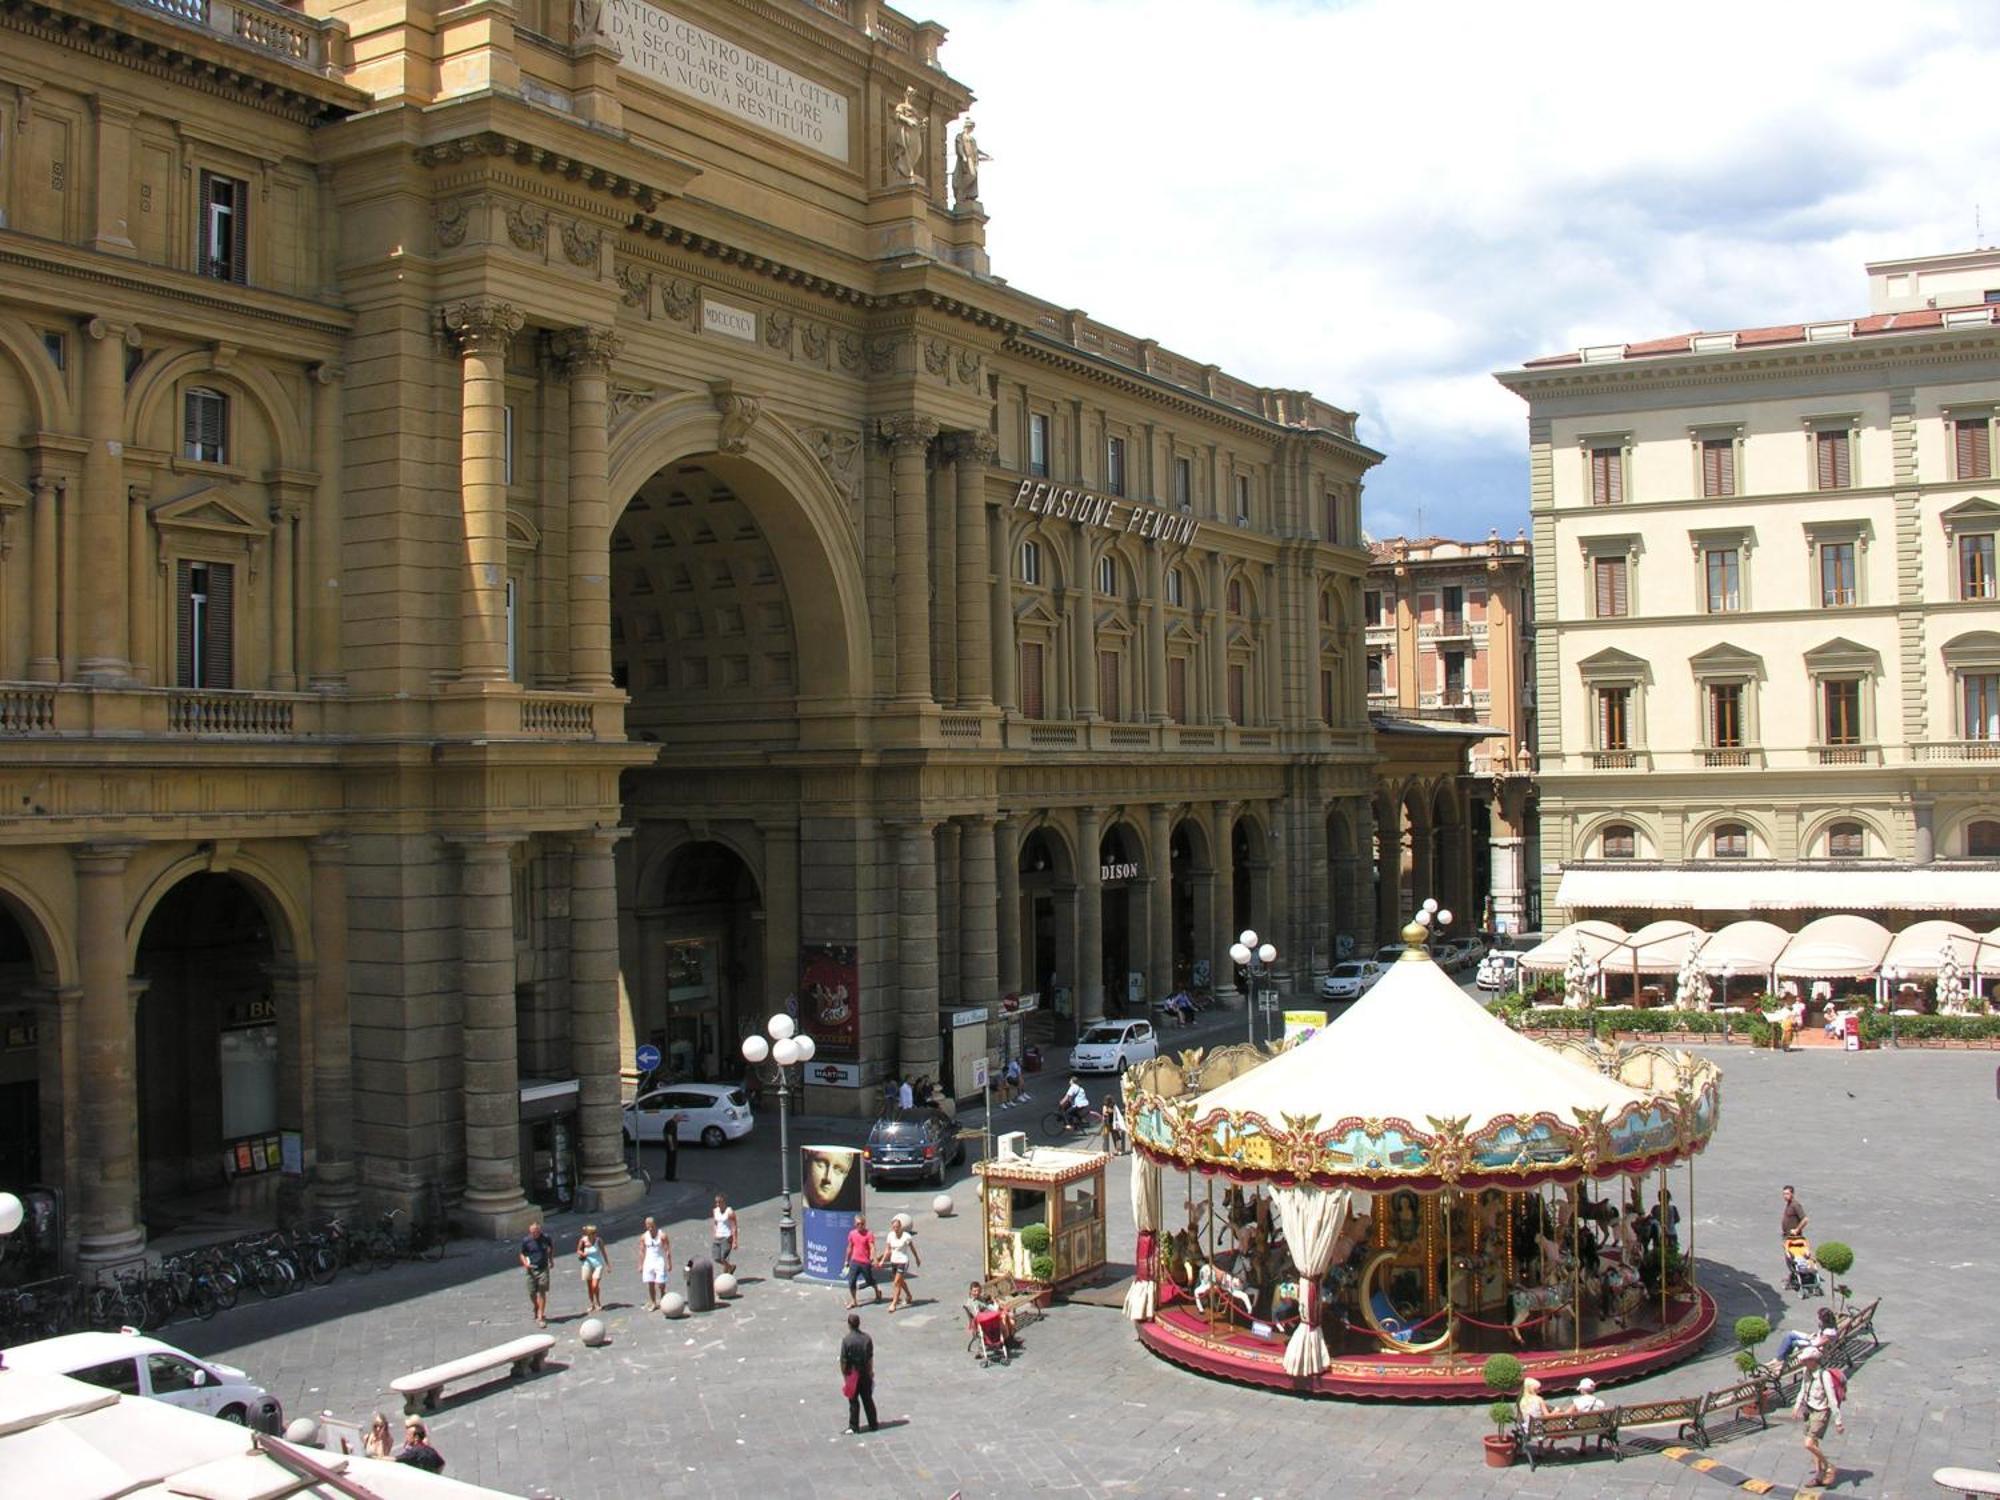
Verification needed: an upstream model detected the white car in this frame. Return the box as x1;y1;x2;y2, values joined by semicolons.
1320;960;1385;1000
1476;951;1522;992
6;1331;283;1430
623;1082;754;1148
1069;1018;1159;1074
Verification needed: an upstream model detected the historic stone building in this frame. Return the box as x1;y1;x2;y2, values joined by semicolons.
0;0;1386;1259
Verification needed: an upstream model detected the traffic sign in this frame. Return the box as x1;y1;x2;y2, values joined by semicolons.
635;1043;662;1072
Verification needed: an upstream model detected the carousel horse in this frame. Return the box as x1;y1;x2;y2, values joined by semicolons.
1192;1258;1255;1319
1270;1277;1301;1332
1509;1267;1578;1345
1598;1259;1644;1323
1577;1193;1620;1239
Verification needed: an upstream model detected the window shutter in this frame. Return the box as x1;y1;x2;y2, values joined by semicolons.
1097;649;1119;720
1816;430;1850;489
1227;663;1246;724
1701;439;1734;497
202;394;225;462
1320;668;1335;724
1019;642;1043;720
1593;558;1627;618
176;561;195;687
1957;418;1992;479
205;561;234;689
1167;655;1187;722
1591;447;1622;505
229;178;248;285
183;393;201;458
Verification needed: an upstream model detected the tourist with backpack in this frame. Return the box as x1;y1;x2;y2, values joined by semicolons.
1790;1345;1846;1488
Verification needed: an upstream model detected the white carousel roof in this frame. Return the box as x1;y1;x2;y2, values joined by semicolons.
1517;919;1629;974
1881;919;1979;977
1193;946;1658;1131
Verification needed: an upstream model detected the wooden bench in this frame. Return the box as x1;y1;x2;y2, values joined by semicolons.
1681;1378;1770;1447
1613;1395;1703;1445
391;1333;555;1414
981;1273;1043;1328
1935;1467;2000;1497
1826;1298;1881;1370
1520;1408;1621;1467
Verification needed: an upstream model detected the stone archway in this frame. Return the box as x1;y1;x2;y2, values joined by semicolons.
1017;825;1076;1012
642;840;764;1084
0;886;65;1259
1169;816;1209;990
1098;821;1144;1015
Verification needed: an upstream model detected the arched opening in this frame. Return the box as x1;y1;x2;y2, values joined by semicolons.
644;841;763;1083
1099;822;1142;1013
134;874;288;1233
1017;827;1073;1007
0;901;49;1195
1326;808;1356;956
1169;819;1205;987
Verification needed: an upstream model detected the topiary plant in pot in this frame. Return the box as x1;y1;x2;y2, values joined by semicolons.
1815;1242;1854;1312
1481;1353;1524;1467
1734;1314;1773;1411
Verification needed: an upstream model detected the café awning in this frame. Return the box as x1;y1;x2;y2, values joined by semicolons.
1556;865;2000;914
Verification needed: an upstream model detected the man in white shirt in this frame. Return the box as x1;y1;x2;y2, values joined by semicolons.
897;1077;914;1110
1568;1377;1606;1413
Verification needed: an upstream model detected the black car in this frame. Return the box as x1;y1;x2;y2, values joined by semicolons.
863;1107;964;1187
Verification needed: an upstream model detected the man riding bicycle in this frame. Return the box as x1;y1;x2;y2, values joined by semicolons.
1057;1077;1090;1132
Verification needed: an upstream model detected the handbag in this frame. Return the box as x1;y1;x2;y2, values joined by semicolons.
841;1368;860;1400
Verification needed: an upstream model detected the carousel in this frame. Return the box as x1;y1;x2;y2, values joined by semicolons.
1120;921;1723;1399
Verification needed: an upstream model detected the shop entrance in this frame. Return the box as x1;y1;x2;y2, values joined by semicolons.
1099;823;1141;1014
647;842;762;1084
0;903;42;1193
1169;821;1201;987
1016;827;1073;1014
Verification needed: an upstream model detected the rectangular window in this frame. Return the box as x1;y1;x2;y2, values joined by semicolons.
42;331;65;370
1320;667;1336;724
1714;826;1749;858
1097;649;1120;720
1165;567;1183;607
1955;415;1993;480
1960;533;1996;600
1234;473;1251;521
183;388;229;464
198;170;247;284
1708;683;1743;747
1323;491;1341;543
1173;456;1192;509
1814;428;1852;490
1442;651;1466;704
503;405;516;487
1106;436;1126;496
505;576;519;682
1963;672;2000;741
1366;653;1384;694
1597;687;1631;750
1364;590;1382;626
1704;547;1740;613
1019;641;1044;719
1096;554;1117;597
176;559;234;689
1589;445;1624;505
1819;542;1857;607
1822;679;1862;745
1592;556;1629;618
1828;825;1865;858
1227;662;1246;723
1018;540;1041;586
1700;437;1736;497
1167;655;1187;722
1028;413;1050;478
1603;826;1637;859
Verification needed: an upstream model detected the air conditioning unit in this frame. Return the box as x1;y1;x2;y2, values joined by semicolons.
997;1130;1028;1160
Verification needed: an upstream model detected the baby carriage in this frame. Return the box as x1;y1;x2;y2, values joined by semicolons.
1783;1236;1824;1298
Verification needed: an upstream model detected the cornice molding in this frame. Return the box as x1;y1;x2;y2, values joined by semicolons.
1500;330;2000;400
0;241;351;340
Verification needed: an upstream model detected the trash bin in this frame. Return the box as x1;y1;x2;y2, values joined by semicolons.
1023;1044;1042;1074
685;1256;716;1313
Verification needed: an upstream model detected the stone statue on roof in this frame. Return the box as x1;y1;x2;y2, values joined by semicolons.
952;118;991;207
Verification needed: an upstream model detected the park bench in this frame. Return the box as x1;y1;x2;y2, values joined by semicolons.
1934;1467;2000;1497
391;1333;555;1414
1611;1394;1703;1446
1825;1298;1881;1370
1519;1407;1620;1467
1681;1377;1771;1446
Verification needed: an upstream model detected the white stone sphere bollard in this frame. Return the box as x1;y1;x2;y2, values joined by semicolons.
660;1291;688;1318
931;1193;955;1218
284;1417;322;1446
713;1271;739;1298
579;1316;607;1346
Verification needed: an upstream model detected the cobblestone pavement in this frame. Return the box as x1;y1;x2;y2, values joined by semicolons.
167;1033;1994;1500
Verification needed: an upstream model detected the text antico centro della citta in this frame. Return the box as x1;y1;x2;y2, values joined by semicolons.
1010;479;1201;548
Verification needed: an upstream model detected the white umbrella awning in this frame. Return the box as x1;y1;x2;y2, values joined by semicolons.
1517;919;1628;974
1557;864;2000;913
1881;919;1979;976
1608;919;1709;975
1695;920;1792;975
1772;915;1894;978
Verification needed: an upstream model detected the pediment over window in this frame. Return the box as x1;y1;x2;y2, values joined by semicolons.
1942;629;2000;670
506;508;543;552
1577;646;1649;682
1803;636;1881;674
1015;596;1062;629
1166;618;1200;645
1941;497;2000;538
1689;641;1764;678
149;482;269;544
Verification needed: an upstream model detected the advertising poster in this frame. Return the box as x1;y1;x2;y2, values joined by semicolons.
1282;1009;1328;1047
800;943;860;1060
800;1144;865;1281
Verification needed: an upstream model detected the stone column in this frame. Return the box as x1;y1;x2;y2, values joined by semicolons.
126;476;152;684
995;815;1022;995
455;836;532;1234
959;816;998;1008
1072;527;1098;719
269;965;313;1225
308;836;358;1214
79;319;136;683
1206;554;1229;725
572;829;639;1209
938;820;961;999
894;821;940;1077
443;299;524;684
553;327;620;689
1211;802;1237;998
1147;803;1174;999
28;474;59;682
307;364;345;691
951;432;997;708
1076;806;1103;1022
1145;548;1168;723
269;501;298;691
989;508;1017;712
75;843;143;1263
32;986;81;1213
879;416;940;702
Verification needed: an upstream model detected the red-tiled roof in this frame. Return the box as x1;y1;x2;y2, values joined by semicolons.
1520;306;1978;367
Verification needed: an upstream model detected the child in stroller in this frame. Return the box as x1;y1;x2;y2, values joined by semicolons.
1784;1236;1825;1297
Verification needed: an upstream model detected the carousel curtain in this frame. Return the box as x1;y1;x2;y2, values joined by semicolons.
1270;1184;1352;1378
1122;1153;1162;1322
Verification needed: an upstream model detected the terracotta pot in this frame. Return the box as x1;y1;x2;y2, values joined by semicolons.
1482;1435;1517;1468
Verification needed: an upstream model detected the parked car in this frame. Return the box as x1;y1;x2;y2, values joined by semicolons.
1373;944;1408;967
622;1082;754;1148
1476;950;1522;992
1069;1017;1159;1075
7;1331;283;1430
864;1107;965;1187
1436;937;1487;973
1320;960;1385;1000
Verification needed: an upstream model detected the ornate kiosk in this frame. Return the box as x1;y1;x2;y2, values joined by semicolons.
1121;926;1722;1399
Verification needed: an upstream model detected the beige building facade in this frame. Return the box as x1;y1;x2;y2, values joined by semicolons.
1497;249;2000;931
0;0;1386;1260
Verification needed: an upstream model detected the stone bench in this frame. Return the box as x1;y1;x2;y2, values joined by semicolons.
1935;1468;2000;1497
391;1333;555;1414
1520;1408;1621;1467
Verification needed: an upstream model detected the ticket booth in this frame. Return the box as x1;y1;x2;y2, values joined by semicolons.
519;1078;580;1212
975;1143;1110;1290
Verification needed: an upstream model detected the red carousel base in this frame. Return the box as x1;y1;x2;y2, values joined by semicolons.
1135;1288;1717;1401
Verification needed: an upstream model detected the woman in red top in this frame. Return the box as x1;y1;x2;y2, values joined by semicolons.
844;1215;883;1308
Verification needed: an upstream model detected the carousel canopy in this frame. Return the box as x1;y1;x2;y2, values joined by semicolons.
1608;919;1708;976
1125;940;1719;1194
1693;919;1791;976
1881;919;1979;977
1517;919;1629;974
1772;914;1893;978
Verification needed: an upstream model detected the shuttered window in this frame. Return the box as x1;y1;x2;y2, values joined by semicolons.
1827;823;1865;858
1713;823;1749;858
1106;436;1126;496
1366;653;1384;694
1166;655;1187;722
1097;649;1120;721
1596;687;1630;750
1602;825;1637;859
199;171;248;284
1814;429;1852;490
1226;578;1243;615
184;388;229;464
176;560;234;689
1955;415;1993;480
1018;642;1044;720
1173;456;1192;508
1227;663;1246;724
1320;668;1335;725
1589;445;1623;505
1592;556;1628;618
1700;438;1736;497
1959;533;1996;600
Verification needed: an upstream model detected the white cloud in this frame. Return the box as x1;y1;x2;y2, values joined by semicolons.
930;0;2000;531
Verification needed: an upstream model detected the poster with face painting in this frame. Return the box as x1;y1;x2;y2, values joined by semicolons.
800;1144;865;1280
800;943;859;1059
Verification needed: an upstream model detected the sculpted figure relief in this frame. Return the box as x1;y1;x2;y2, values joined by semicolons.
952;118;991;206
891;87;923;182
572;0;605;43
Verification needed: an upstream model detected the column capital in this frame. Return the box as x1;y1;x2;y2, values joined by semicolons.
567;824;631;853
441;299;525;357
84;317;142;348
885;815;939;840
945;429;999;467
550;326;623;378
446;831;520;859
310;361;347;386
75;841;141;872
877;413;940;453
307;832;350;864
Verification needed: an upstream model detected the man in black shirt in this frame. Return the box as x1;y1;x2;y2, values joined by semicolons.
519;1220;554;1328
1781;1184;1810;1240
396;1418;445;1472
839;1311;878;1434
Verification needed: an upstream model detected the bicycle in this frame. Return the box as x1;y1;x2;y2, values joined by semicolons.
1040;1105;1102;1139
373;1207;448;1264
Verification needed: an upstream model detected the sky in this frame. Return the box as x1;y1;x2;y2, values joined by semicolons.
926;0;2000;541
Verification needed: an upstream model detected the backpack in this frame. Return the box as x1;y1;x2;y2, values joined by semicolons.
1824;1366;1848;1404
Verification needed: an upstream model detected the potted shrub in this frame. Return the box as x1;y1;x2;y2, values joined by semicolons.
1816;1242;1854;1313
1481;1353;1524;1467
1019;1222;1054;1285
1733;1314;1772;1411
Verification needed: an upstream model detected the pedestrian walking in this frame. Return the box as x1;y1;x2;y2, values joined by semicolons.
661;1111;682;1180
1791;1345;1845;1487
880;1213;920;1310
576;1224;608;1313
839;1312;878;1433
395;1418;445;1473
519;1219;554;1328
844;1214;883;1308
638;1216;671;1311
711;1193;739;1274
1780;1184;1810;1240
362;1412;394;1459
1100;1093;1126;1154
1001;1057;1024;1108
897;1076;915;1110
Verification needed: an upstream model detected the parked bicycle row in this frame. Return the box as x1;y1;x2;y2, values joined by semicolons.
0;1208;449;1344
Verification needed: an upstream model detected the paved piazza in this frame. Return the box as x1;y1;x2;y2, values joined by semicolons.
173;1038;1987;1499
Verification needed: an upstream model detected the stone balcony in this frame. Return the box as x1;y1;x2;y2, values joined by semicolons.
122;0;347;74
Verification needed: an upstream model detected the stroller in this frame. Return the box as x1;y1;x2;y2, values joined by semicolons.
1783;1236;1825;1298
967;1305;1011;1366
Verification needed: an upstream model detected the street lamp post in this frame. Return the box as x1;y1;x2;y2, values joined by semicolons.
1229;928;1279;1046
740;1012;816;1279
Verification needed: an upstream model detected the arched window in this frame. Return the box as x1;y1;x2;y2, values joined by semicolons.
1969;819;2000;857
1712;822;1749;858
1826;821;1865;858
1096;553;1118;596
1601;823;1637;859
1019;539;1041;585
1226;577;1244;615
1165;567;1184;607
